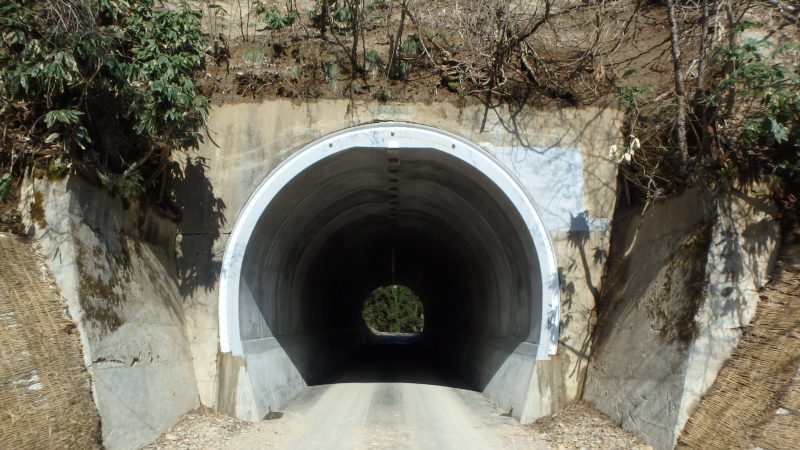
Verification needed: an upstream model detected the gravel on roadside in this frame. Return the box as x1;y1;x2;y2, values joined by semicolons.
143;406;252;450
524;401;651;449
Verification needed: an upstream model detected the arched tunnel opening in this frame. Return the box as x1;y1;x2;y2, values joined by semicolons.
361;284;425;334
218;124;559;421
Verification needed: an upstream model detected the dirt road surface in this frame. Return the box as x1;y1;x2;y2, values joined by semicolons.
231;338;539;449
147;337;647;449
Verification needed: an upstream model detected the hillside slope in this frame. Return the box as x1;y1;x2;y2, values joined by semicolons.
0;232;101;448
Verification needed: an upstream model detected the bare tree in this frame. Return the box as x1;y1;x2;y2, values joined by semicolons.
387;0;409;80
666;0;689;162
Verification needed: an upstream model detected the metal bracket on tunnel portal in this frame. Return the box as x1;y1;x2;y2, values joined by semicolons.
218;122;561;361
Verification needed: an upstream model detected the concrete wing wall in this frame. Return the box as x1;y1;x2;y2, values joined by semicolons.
19;176;199;450
584;186;780;449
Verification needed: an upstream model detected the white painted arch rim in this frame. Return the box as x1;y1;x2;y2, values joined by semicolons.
218;122;560;359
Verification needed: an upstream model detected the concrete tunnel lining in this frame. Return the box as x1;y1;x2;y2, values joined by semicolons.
217;123;560;418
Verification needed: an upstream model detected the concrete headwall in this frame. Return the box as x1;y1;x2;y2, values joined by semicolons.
19;176;199;450
15;98;623;445
583;186;780;449
175;99;622;420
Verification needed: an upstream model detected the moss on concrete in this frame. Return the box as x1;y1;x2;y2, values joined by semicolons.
29;191;47;228
75;246;126;334
649;222;712;345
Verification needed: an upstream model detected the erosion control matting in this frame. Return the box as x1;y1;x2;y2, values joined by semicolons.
678;229;800;449
0;232;101;448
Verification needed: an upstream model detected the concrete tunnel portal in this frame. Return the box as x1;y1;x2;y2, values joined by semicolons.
218;123;560;422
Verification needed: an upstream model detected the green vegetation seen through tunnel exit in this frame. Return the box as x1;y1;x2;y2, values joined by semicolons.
361;285;424;333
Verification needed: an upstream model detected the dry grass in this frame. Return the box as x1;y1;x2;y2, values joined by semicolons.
677;229;800;449
0;233;101;448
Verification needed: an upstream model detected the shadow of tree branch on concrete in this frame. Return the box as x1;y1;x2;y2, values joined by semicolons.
172;156;227;297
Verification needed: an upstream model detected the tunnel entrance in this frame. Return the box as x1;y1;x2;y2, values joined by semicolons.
217;123;560;422
362;285;425;334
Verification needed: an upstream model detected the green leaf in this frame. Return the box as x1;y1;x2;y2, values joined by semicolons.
401;37;418;55
769;118;789;143
243;46;265;64
1;0;208;192
622;68;644;78
44;109;83;128
0;173;12;202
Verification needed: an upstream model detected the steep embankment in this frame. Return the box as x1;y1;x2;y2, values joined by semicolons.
678;228;800;449
0;232;101;448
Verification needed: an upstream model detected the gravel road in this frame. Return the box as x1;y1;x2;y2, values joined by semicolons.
146;338;648;449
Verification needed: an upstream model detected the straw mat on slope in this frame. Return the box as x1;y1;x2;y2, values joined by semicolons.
678;230;800;449
0;233;101;448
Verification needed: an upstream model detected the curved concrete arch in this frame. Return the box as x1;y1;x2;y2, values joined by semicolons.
216;122;562;422
219;122;559;358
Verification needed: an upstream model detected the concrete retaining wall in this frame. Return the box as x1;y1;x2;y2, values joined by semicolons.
583;187;780;449
19;176;199;450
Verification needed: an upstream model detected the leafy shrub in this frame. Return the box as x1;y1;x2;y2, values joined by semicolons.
308;0;352;31
401;36;418;56
364;50;382;72
46;161;71;180
0;0;207;198
372;85;394;102
0;174;11;202
617;85;654;109
613;25;798;212
244;46;266;64
323;62;341;90
711;36;799;186
254;2;299;30
362;285;424;333
116;171;145;200
332;1;353;24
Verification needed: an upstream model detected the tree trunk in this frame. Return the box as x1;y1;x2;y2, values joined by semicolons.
320;0;329;35
666;0;689;162
387;2;407;80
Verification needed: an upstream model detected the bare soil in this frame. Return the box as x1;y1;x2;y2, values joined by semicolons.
192;0;679;108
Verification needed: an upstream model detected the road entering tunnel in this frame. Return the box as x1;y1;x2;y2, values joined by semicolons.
217;123;559;423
